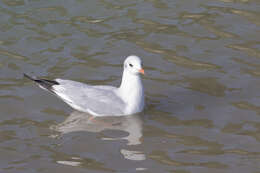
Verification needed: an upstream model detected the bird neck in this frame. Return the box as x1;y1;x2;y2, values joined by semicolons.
119;70;144;110
119;70;142;92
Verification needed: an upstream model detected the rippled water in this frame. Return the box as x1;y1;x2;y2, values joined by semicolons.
0;0;260;172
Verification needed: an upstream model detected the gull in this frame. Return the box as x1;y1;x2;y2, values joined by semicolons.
24;55;145;116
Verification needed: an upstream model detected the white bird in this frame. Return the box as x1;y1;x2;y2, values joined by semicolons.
24;55;145;116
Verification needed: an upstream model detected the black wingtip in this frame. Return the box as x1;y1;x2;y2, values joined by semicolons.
24;73;36;81
24;73;59;93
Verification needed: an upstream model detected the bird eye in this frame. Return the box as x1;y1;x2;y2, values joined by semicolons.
129;63;133;67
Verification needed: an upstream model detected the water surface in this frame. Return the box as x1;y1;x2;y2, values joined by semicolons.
0;0;260;172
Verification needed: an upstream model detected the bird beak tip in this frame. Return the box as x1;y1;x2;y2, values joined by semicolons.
139;69;145;75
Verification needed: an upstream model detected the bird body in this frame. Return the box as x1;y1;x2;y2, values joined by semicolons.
25;55;145;116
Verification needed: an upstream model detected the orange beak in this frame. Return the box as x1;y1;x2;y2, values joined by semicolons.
139;68;145;75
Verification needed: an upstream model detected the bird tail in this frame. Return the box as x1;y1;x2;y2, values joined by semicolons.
24;73;59;92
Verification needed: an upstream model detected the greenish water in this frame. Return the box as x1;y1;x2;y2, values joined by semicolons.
0;0;260;172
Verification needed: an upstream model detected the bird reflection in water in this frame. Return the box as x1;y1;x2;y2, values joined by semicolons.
50;111;146;164
51;111;143;146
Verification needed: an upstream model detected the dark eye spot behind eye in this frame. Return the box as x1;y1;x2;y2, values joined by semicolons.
129;63;133;67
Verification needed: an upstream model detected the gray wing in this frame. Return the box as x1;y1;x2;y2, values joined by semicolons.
52;79;126;116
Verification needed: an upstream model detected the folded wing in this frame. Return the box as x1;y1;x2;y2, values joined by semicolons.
53;79;126;116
